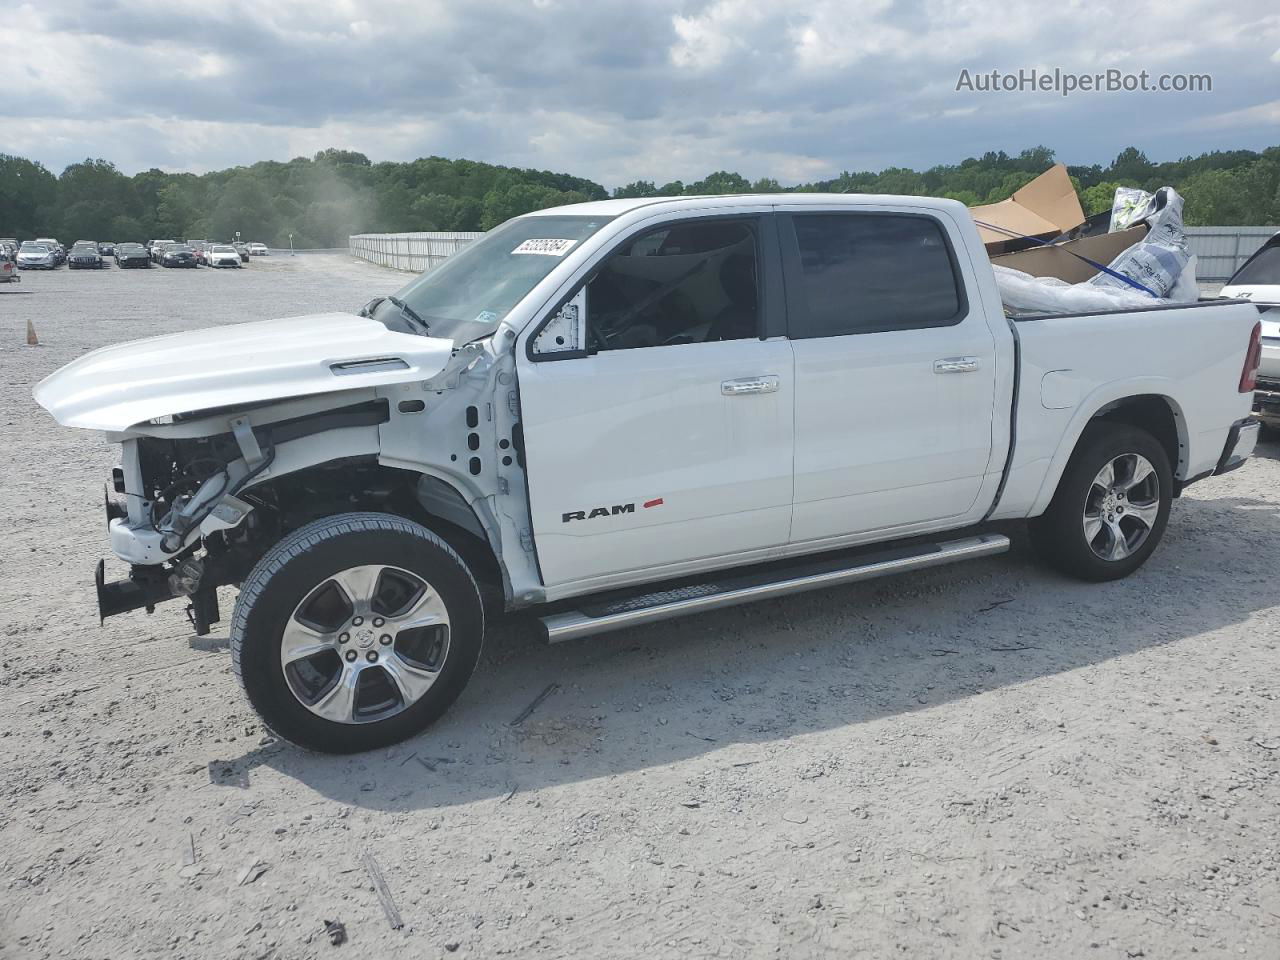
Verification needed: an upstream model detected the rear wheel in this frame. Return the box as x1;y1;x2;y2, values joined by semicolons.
231;513;484;753
1029;422;1172;581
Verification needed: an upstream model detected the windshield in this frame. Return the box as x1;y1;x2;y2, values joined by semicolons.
373;214;614;343
20;243;48;252
1230;242;1280;287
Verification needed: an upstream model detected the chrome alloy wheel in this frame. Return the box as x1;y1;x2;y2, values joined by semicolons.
280;565;450;724
1082;453;1161;561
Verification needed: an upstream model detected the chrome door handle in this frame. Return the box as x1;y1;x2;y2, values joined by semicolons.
721;375;780;396
933;357;980;374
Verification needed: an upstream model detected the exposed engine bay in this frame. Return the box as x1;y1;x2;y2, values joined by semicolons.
54;326;540;636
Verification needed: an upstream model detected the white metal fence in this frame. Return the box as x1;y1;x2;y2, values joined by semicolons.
348;232;484;272
1185;227;1276;282
349;226;1277;282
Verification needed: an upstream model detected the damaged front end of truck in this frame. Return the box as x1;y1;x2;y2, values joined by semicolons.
33;310;535;635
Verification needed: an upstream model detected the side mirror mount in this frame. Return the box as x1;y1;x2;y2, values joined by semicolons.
532;287;588;357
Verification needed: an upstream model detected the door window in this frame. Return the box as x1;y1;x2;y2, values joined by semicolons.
584;218;761;351
787;214;964;338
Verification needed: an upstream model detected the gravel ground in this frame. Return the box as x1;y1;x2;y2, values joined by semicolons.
2;256;1279;959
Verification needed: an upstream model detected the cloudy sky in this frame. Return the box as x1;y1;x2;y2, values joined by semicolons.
4;0;1279;188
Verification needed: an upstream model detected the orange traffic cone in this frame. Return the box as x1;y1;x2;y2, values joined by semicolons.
26;319;39;346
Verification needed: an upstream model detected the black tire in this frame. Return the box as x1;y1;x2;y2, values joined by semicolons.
1029;422;1173;582
231;512;484;753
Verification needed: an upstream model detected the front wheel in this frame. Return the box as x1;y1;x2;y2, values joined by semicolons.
1029;422;1172;582
231;513;484;753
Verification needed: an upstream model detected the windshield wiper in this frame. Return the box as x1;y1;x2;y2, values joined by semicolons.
387;295;429;334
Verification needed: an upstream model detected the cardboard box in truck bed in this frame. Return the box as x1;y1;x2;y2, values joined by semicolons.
990;224;1148;285
970;164;1146;284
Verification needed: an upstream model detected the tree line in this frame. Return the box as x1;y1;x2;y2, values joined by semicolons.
1;144;1277;248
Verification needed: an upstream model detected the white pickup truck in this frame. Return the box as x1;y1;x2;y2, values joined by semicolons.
35;194;1263;753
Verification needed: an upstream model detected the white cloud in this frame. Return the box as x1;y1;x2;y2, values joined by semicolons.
3;0;1279;187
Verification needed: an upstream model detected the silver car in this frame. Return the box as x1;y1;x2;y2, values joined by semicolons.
16;242;57;270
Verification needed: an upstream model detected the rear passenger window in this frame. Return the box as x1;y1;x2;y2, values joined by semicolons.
788;214;963;338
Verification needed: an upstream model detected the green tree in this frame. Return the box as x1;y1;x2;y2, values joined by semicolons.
685;171;752;194
480;183;585;229
1180;160;1280;226
0;154;57;238
4;142;1278;248
1080;181;1129;217
57;159;131;240
613;180;658;198
1109;147;1155;185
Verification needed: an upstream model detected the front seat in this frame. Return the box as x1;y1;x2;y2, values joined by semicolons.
705;254;758;341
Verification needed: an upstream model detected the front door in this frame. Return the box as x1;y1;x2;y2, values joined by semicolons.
517;212;794;590
777;207;999;545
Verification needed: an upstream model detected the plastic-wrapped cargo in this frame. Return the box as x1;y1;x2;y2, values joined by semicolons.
994;186;1197;315
1088;187;1189;299
1109;187;1157;232
994;264;1156;315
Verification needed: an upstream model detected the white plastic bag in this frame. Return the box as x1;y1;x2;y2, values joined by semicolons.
1089;187;1189;299
1110;187;1156;232
994;264;1158;315
1167;255;1199;303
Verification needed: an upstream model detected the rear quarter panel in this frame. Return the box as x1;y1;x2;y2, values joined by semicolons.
991;302;1258;520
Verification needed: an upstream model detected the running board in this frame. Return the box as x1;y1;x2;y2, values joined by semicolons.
540;533;1010;643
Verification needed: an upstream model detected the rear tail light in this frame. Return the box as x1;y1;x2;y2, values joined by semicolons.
1240;320;1262;393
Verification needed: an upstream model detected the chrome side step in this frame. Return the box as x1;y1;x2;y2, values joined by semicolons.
540;533;1010;643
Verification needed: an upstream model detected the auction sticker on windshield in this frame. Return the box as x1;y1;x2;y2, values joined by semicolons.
512;238;577;256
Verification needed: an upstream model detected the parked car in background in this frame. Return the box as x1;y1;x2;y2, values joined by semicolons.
161;244;198;268
115;243;151;269
247;242;269;256
233;242;250;263
69;241;106;269
0;255;17;284
98;242;116;257
208;244;242;268
189;241;210;265
1221;231;1280;432
36;238;67;265
149;240;176;263
17;242;58;270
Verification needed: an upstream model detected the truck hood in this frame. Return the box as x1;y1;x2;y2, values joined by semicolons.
34;312;455;431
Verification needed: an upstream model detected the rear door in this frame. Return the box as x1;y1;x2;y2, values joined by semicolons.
516;210;794;590
778;206;999;545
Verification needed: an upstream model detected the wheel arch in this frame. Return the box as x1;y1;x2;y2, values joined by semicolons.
244;459;508;598
1030;386;1187;517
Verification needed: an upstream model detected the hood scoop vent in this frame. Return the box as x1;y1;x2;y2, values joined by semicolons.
329;357;411;376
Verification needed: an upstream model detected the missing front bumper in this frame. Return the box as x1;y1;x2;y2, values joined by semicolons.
94;559;176;623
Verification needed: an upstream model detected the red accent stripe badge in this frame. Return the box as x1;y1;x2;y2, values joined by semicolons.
643;498;664;509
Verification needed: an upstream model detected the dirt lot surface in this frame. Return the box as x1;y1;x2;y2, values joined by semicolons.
2;256;1279;959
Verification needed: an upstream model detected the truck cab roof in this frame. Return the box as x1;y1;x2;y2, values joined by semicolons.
529;193;966;220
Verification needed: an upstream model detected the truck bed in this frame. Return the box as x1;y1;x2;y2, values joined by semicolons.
990;297;1260;522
